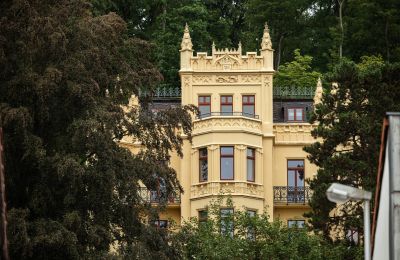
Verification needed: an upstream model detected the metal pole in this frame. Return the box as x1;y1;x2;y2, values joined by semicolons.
364;199;371;260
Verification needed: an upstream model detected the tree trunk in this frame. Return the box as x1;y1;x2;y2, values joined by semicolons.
276;35;284;70
338;0;345;59
385;17;390;62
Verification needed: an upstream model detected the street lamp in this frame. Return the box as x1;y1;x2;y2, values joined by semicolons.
326;183;372;260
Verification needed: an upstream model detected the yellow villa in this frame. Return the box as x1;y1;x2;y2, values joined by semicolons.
121;23;322;229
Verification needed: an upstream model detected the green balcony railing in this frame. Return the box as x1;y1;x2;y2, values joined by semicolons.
273;86;315;99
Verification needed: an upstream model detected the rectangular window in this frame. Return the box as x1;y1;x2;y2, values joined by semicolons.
220;208;234;237
287;108;304;121
221;95;233;116
199;148;208;182
220;147;234;180
247;210;256;240
288;220;305;228
242;95;255;117
247;148;255;182
152;220;168;229
198;96;211;118
199;210;208;226
287;160;305;203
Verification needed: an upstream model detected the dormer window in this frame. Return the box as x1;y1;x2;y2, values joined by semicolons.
287;108;304;122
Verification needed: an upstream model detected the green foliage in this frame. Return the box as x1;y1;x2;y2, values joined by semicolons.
274;49;321;88
175;196;361;260
304;58;400;242
0;0;195;258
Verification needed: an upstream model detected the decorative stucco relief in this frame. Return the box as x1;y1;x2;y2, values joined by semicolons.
273;124;317;144
193;117;262;134
191;74;262;84
191;182;264;199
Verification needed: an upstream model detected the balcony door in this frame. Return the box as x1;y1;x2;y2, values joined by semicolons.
287;160;305;202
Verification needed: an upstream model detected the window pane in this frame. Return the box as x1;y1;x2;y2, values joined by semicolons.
199;106;210;117
288;170;296;186
221;209;234;237
296;109;303;120
200;160;208;181
247;210;256;217
296;170;304;187
221;158;234;179
159;220;168;228
199;210;208;219
199;148;207;157
205;96;211;103
247;159;255;181
288;160;304;168
249;96;255;103
221;147;234;155
243;105;254;116
221;105;233;114
288;109;295;120
247;148;255;157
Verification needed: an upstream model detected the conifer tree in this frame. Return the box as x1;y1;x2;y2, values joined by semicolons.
304;57;400;242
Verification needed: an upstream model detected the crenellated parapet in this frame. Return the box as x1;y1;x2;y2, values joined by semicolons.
180;23;274;72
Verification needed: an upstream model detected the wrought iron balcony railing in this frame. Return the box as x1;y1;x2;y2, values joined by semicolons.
273;86;315;99
139;187;181;204
196;112;260;120
273;186;312;204
140;86;181;99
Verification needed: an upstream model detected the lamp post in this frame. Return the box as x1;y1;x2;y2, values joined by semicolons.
326;183;372;260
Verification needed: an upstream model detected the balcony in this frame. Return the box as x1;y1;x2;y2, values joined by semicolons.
139;187;181;205
273;186;312;205
193;112;262;136
196;112;259;120
273;86;315;99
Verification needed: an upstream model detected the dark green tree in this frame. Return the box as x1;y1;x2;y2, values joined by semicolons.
304;57;400;243
0;0;195;258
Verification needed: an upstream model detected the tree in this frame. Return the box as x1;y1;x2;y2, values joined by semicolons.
0;0;195;258
274;49;321;88
304;57;400;243
244;0;313;69
175;196;362;260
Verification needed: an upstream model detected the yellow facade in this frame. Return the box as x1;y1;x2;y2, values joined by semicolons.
123;23;321;229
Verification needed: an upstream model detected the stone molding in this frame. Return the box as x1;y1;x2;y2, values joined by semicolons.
273;123;317;144
193;117;262;135
190;182;264;199
191;74;262;85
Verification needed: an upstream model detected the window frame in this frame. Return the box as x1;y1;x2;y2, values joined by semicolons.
220;95;233;116
198;95;211;118
246;209;257;240
286;107;305;122
242;95;255;117
220;208;234;237
152;219;168;229
199;148;208;182
287;219;305;228
287;159;305;188
246;148;255;182
198;209;208;225
220;146;234;180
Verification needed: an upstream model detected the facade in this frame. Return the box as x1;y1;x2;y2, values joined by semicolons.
122;24;322;229
371;113;400;260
